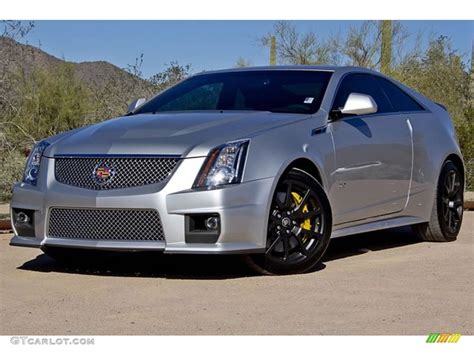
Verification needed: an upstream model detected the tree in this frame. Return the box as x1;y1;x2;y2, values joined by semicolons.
259;20;408;69
394;36;468;121
0;21;35;123
342;21;380;67
466;41;472;111
235;57;252;68
149;61;192;92
331;21;407;69
259;21;334;65
4;64;94;149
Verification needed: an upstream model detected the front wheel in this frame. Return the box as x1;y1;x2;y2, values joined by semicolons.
245;168;332;275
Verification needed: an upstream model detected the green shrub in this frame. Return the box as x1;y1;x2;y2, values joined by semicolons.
0;150;25;202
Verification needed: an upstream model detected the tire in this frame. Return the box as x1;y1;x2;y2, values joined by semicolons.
245;168;332;275
413;160;464;242
41;246;111;266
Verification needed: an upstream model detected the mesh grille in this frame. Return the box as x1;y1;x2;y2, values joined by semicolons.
55;156;179;190
48;208;165;241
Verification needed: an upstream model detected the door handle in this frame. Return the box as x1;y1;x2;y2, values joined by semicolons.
311;127;327;136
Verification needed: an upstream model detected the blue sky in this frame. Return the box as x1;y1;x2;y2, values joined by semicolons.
22;21;473;78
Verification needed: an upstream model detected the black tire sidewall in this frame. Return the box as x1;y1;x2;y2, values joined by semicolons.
251;169;332;275
436;161;463;240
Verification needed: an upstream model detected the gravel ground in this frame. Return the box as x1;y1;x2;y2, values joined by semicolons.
0;212;472;335
0;204;10;215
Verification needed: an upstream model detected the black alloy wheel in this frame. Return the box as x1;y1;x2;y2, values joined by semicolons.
413;160;464;242
440;167;463;235
245;168;332;275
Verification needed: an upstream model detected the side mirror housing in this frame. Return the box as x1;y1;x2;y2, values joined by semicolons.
340;93;377;116
127;98;146;114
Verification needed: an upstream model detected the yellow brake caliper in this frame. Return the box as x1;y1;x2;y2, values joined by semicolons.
291;192;312;232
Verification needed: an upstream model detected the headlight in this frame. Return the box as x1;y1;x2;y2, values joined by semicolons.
193;139;249;189
23;141;50;186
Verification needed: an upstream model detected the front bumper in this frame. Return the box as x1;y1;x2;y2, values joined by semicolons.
10;156;274;254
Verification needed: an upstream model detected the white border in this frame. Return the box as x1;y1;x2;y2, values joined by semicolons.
1;336;473;355
1;0;473;20
1;2;471;355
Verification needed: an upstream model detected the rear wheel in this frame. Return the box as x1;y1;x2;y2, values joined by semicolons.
413;160;464;242
245;169;332;275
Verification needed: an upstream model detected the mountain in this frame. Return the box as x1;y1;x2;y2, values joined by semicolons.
0;37;156;116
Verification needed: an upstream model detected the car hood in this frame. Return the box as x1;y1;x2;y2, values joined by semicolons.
45;111;309;158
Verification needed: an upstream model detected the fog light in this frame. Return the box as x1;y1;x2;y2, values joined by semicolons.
205;216;219;231
185;213;221;244
16;212;30;224
12;208;35;237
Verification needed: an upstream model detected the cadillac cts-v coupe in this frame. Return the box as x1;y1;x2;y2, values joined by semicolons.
10;66;465;274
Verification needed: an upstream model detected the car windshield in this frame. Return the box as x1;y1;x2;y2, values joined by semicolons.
134;70;333;115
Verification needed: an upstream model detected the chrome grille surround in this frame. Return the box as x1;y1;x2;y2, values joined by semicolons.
48;208;165;241
54;155;180;190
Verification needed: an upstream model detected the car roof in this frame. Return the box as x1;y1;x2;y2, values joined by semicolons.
193;65;379;76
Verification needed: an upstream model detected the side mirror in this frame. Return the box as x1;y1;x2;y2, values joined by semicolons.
127;98;146;114
340;93;377;116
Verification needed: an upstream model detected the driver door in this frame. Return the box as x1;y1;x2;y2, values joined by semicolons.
328;73;413;225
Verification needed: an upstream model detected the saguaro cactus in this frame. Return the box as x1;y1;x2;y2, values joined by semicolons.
381;20;392;74
270;36;277;66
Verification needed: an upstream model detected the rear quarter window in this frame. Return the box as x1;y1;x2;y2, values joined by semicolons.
374;76;425;112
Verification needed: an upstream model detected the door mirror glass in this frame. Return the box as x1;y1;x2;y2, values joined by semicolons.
127;98;146;114
340;93;378;116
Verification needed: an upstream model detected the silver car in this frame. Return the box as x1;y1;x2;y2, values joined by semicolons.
10;66;465;275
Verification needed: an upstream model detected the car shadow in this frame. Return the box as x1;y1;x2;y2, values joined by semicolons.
323;226;420;262
18;226;420;280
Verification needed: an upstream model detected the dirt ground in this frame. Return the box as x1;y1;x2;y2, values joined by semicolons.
1;212;472;335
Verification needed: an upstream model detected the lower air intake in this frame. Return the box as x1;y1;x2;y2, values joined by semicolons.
47;208;165;241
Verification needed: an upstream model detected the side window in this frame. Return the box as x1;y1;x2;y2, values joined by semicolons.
332;74;393;114
156;83;223;112
374;77;425;112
